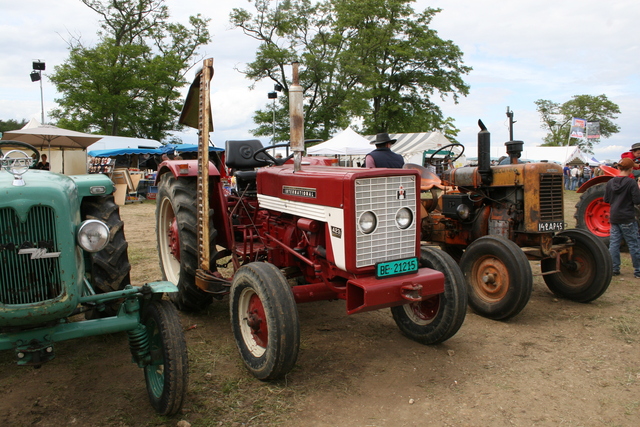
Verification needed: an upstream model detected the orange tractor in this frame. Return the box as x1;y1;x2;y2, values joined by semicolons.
412;120;612;320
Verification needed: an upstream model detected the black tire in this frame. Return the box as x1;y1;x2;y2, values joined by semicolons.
142;299;189;416
391;246;467;344
541;229;612;302
81;195;131;318
460;235;532;320
156;173;216;311
574;183;610;247
230;262;300;381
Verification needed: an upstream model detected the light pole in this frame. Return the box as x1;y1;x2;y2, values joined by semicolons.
30;60;45;123
267;84;283;155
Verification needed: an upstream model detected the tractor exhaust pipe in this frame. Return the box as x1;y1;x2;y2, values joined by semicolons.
477;120;493;185
289;62;304;172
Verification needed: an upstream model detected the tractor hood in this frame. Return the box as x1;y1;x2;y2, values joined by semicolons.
257;165;419;207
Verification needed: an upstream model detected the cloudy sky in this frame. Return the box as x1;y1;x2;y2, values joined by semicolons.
1;0;638;161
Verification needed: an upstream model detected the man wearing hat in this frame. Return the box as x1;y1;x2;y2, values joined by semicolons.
604;157;640;277
365;133;405;168
621;142;640;175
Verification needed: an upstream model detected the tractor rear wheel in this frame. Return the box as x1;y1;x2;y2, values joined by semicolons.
391;246;467;344
156;173;216;312
574;183;610;246
81;195;131;318
142;299;189;416
541;229;612;302
230;262;300;380
460;236;532;320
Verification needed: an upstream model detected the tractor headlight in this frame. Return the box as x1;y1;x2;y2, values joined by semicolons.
358;211;377;234
395;207;413;229
77;220;110;252
456;204;471;220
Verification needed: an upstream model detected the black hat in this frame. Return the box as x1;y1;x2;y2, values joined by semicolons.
371;132;397;145
631;142;640;151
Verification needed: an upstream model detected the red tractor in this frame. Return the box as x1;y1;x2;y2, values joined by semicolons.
154;60;467;380
574;164;625;245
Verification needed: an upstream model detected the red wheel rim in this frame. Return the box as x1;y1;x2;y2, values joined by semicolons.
168;217;181;261
246;293;268;348
409;295;440;322
584;198;610;237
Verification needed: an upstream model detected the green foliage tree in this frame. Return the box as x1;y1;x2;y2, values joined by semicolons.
49;0;210;141
231;0;470;142
535;94;620;153
0;119;28;134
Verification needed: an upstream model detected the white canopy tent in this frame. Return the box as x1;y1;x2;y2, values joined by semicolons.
86;136;162;152
364;131;455;165
464;144;590;165
306;127;372;155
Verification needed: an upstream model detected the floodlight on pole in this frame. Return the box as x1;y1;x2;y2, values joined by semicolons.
31;60;45;123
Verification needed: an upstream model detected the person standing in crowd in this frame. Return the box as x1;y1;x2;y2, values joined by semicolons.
581;164;592;186
365;133;404;168
604;157;640;277
620;142;640;177
35;154;50;170
570;165;580;190
563;164;571;189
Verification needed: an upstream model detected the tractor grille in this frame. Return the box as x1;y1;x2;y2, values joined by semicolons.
0;206;63;305
539;173;564;221
354;176;417;268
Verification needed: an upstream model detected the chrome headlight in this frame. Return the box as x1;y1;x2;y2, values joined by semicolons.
77;220;110;252
358;211;377;234
456;204;471;220
395;207;413;229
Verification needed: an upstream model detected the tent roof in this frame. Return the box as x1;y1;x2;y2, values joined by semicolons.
164;143;224;153
364;131;454;158
463;144;590;165
307;127;371;155
89;147;165;157
86;136;162;152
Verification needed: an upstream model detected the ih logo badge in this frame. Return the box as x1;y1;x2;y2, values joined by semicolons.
397;185;406;200
331;226;342;238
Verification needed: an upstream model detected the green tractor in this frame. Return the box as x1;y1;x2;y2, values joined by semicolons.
0;141;188;415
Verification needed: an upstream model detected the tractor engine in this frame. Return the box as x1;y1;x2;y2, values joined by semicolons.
422;121;564;251
256;165;421;283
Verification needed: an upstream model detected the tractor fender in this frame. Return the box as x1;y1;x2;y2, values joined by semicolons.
145;281;180;294
577;175;613;193
155;159;220;184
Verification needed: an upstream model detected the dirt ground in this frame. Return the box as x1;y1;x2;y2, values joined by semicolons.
2;191;640;427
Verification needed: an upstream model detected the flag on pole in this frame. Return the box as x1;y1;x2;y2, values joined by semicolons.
587;121;600;139
570;117;586;138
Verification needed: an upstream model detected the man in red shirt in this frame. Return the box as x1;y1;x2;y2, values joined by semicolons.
621;142;640;167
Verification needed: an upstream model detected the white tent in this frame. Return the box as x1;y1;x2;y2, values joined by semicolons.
87;136;162;152
306;127;372;155
464;144;590;165
364;131;454;165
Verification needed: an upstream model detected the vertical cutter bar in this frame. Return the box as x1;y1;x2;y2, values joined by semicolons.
197;58;214;271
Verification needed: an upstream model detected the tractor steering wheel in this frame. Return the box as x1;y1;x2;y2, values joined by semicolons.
0;140;40;165
253;143;294;166
427;143;465;166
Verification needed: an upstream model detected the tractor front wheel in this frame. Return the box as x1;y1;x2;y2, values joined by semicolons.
541;229;612;302
391;246;467;344
460;236;532;320
142;299;189;416
230;262;300;380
